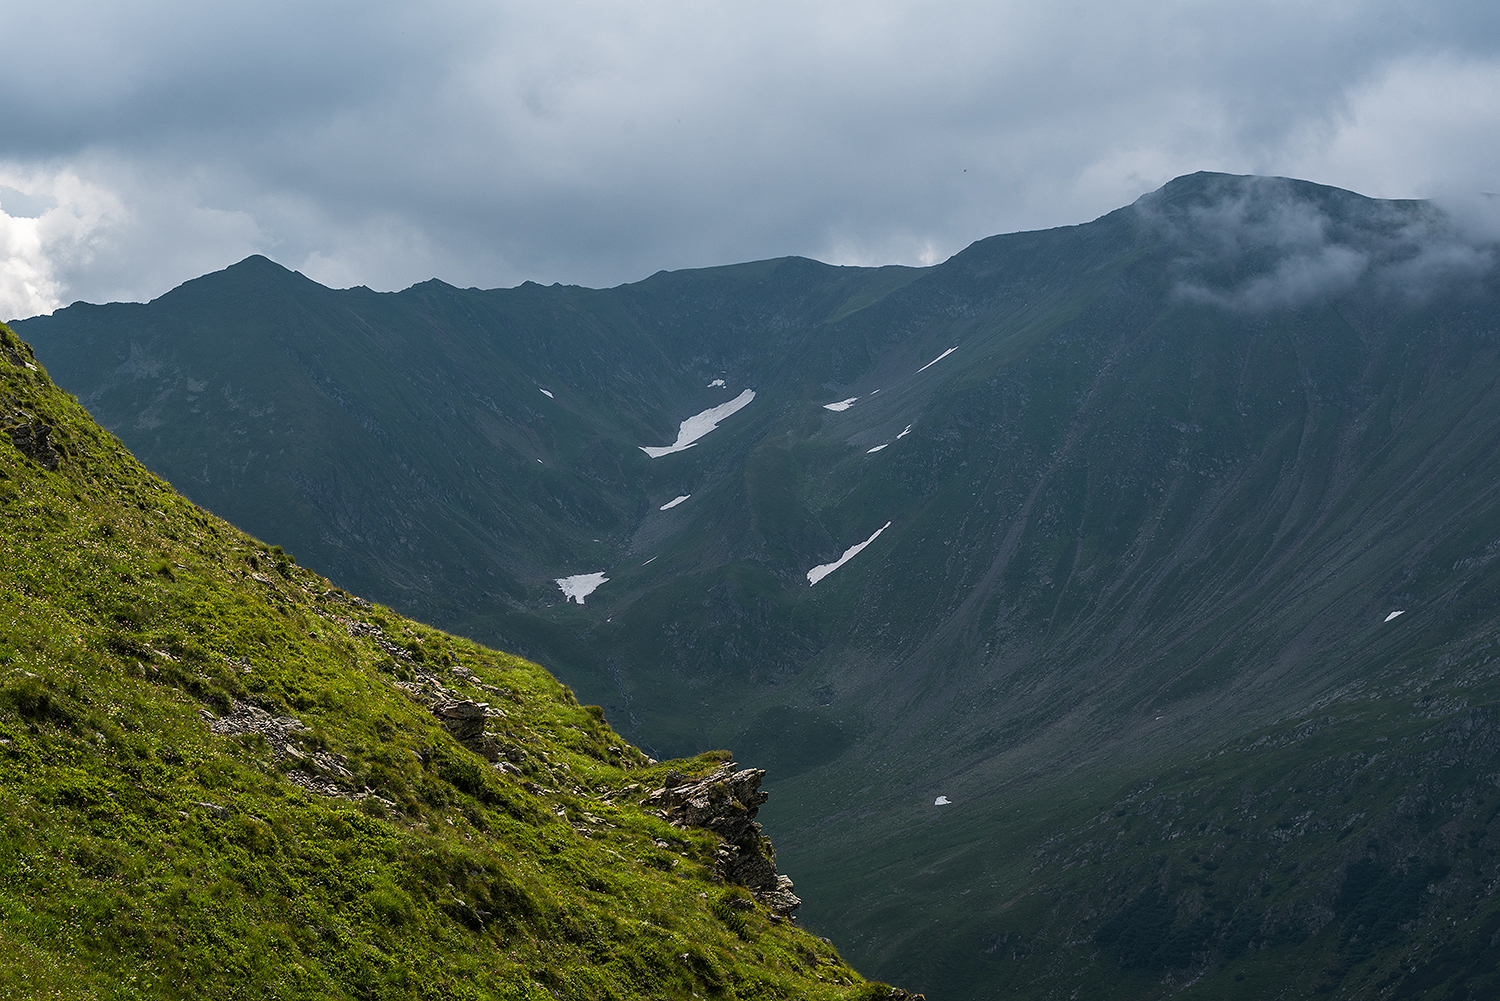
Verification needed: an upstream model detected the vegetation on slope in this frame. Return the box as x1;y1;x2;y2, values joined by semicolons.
0;322;896;1000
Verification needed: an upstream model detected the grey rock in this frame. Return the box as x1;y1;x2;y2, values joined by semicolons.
6;419;59;470
194;800;229;820
207;700;308;762
646;762;801;915
432;696;489;753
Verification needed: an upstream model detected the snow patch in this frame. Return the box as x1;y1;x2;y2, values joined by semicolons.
708;379;726;388
934;796;951;806
917;346;957;373
556;572;608;604
896;424;912;439
824;397;858;412
807;521;892;586
539;388;554;398
660;494;691;510
1385;609;1405;622
640;389;756;458
866;444;887;453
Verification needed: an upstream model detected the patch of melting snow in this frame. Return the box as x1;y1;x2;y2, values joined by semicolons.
824;397;858;412
807;521;892;585
539;388;554;398
934;796;951;806
866;444;888;453
640;389;756;457
1385;609;1405;622
917;346;957;373
896;424;912;439
708;379;726;388
556;572;608;604
660;494;690;510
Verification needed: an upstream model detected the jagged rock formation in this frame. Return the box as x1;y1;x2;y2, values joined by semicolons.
431;696;489;753
5;418;59;470
206;699;309;759
394;676;494;756
647;762;801;917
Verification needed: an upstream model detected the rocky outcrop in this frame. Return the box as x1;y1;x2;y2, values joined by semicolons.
431;696;488;753
6;418;59;470
207;700;309;760
393;676;495;757
203;700;393;806
646;762;801;917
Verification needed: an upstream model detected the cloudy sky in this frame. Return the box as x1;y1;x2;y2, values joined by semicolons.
2;0;1499;320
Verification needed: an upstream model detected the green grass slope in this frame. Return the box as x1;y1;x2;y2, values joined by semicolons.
0;323;901;1000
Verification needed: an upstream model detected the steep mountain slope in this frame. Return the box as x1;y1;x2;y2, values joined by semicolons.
19;173;1500;998
0;323;900;999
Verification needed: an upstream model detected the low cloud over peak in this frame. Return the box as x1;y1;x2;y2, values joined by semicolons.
1135;173;1497;312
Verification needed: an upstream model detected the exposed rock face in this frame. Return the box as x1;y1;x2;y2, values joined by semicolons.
7;419;60;470
431;696;489;753
207;700;309;760
393;676;495;757
203;700;394;805
647;762;801;916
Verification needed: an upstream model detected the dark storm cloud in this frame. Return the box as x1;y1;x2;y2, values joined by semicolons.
3;1;1500;318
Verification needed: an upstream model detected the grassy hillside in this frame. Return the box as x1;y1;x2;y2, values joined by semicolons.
0;322;900;1000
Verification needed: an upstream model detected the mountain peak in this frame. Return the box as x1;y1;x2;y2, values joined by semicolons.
154;254;322;306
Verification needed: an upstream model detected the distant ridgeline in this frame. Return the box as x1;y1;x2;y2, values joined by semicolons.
0;323;911;998
19;172;1500;999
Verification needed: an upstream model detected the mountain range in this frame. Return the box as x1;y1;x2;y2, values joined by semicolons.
17;172;1500;998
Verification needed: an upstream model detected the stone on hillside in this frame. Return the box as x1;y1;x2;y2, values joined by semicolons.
392;674;496;757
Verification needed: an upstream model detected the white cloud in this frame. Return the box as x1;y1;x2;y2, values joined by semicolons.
1140;173;1496;312
0;167;124;320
